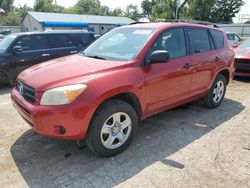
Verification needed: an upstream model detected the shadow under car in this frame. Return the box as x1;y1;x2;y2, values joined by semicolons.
10;98;244;188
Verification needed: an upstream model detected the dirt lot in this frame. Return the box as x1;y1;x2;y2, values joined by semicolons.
0;78;250;188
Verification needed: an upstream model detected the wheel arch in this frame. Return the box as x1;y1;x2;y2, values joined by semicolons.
218;69;230;85
83;91;143;141
109;92;142;120
0;69;11;85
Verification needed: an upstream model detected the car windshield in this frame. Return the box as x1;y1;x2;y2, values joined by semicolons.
83;28;155;61
0;34;17;53
239;38;250;49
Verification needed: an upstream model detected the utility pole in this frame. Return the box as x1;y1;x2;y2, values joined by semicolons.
54;0;58;12
175;0;180;19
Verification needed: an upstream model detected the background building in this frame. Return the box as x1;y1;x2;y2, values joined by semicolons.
22;11;134;35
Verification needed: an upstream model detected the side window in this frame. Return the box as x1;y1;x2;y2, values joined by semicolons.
150;28;186;59
210;30;224;49
47;34;74;48
187;28;211;54
32;35;47;50
15;36;32;51
70;34;94;47
15;35;47;51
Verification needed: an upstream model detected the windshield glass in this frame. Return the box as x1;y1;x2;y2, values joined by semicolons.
239;38;250;49
0;34;17;53
83;28;155;61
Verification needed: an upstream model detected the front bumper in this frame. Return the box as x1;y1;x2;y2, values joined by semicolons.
234;59;250;77
11;88;95;140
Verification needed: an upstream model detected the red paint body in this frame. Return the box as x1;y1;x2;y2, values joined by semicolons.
233;41;250;77
11;23;235;140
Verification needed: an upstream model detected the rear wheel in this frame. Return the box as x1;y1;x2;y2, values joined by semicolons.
203;74;226;108
86;99;138;157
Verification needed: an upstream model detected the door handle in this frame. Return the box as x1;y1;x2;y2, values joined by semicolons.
183;63;192;69
70;51;78;54
41;53;50;57
215;57;220;61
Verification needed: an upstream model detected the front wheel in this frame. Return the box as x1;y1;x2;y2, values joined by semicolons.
203;74;227;108
86;99;138;157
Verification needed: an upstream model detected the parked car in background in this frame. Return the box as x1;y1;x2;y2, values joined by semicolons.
233;38;250;77
12;22;234;157
0;34;5;41
0;30;95;85
227;32;242;47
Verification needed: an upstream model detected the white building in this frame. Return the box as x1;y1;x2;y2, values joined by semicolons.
22;11;134;35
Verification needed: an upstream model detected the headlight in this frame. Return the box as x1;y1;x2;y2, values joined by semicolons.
40;84;87;105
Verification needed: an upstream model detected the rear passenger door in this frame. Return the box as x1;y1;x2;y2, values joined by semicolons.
186;28;219;96
46;34;78;59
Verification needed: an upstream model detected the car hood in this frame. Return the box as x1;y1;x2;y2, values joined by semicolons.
18;54;127;91
234;47;250;59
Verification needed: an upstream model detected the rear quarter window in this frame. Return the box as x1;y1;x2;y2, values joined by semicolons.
69;34;95;47
47;34;74;48
210;30;224;49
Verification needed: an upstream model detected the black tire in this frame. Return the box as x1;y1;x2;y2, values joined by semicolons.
0;70;13;86
203;74;227;108
86;99;138;157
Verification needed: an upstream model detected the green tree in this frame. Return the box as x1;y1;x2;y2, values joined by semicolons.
151;0;176;20
187;0;216;21
0;12;19;25
142;0;189;21
100;5;111;16
34;0;54;12
53;5;65;13
111;8;124;17
125;4;140;21
210;0;244;23
0;0;14;12
141;0;155;18
74;0;101;14
176;0;189;19
15;4;33;19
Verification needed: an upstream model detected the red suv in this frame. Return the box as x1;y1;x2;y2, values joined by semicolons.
11;22;234;157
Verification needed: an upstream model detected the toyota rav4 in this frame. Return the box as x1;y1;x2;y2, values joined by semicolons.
11;22;235;157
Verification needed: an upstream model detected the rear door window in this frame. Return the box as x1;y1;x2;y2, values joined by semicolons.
210;30;224;49
47;34;74;48
187;28;211;54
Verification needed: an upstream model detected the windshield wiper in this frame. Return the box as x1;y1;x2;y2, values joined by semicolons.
86;55;106;60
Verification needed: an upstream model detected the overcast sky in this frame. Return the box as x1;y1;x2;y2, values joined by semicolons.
14;0;250;23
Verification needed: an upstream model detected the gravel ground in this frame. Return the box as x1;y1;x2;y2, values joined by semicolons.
0;78;250;188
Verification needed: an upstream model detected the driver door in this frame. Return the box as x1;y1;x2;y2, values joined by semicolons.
10;35;51;81
143;28;193;113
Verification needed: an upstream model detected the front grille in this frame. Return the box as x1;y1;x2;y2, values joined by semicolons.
235;59;250;64
235;68;250;74
16;79;35;104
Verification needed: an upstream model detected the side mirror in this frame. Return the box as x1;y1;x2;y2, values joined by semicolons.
149;50;170;64
12;46;23;54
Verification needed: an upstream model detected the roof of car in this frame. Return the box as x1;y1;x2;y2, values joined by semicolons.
123;22;221;30
9;30;94;36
